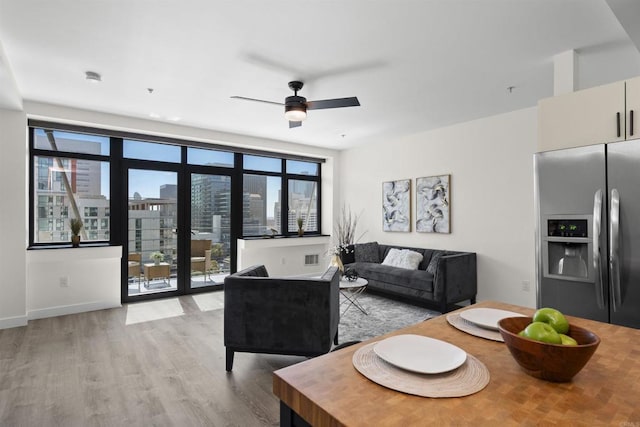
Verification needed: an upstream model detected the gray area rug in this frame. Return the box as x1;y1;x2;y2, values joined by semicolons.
337;292;441;344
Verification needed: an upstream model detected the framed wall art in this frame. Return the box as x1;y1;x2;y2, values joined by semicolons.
416;174;450;233
382;179;411;232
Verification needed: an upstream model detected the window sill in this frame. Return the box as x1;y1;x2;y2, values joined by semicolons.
27;242;114;251
238;235;330;249
241;234;329;241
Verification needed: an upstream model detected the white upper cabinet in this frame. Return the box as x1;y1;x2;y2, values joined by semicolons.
538;80;626;152
626;76;640;139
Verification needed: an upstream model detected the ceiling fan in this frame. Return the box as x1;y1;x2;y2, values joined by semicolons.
231;81;360;128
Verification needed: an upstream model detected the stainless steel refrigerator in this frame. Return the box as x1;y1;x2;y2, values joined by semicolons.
534;139;640;329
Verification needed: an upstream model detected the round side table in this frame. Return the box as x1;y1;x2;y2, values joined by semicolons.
339;277;369;315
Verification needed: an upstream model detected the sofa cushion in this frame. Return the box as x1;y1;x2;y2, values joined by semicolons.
382;248;423;270
419;249;435;270
355;242;380;263
350;262;434;293
427;251;446;275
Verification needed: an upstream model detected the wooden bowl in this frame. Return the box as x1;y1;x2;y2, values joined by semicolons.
497;317;600;382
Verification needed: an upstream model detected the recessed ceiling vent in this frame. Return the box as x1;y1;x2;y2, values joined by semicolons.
85;71;102;82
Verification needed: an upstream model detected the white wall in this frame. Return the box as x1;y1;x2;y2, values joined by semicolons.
27;246;122;319
0;108;27;328
237;236;331;276
339;107;538;308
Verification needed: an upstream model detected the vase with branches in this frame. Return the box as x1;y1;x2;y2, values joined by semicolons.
330;205;366;271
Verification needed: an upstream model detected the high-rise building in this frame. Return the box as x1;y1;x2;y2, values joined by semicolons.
160;184;177;199
128;197;176;264
242;175;268;235
274;188;318;232
33;136;109;243
191;174;230;234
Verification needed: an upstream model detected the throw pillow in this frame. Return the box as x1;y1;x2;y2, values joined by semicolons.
355;242;380;263
427;251;445;275
401;249;424;270
382;248;423;270
381;248;403;267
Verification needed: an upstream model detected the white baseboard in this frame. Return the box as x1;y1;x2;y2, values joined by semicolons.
0;315;28;329
27;301;122;320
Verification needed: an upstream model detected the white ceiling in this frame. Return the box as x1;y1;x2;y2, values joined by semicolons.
1;0;640;150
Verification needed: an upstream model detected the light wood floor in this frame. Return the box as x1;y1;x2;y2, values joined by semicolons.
0;292;307;426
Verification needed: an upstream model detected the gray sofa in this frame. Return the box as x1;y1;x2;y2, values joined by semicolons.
223;265;340;371
343;242;476;312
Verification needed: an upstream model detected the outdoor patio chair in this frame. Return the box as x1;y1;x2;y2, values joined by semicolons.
191;239;212;280
128;252;141;284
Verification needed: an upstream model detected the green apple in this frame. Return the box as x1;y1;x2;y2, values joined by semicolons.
559;334;578;346
522;321;562;344
533;307;570;334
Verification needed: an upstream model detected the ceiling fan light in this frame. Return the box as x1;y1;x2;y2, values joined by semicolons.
285;95;307;122
285;107;307;121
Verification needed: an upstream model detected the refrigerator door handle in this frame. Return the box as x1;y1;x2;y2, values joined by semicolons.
610;189;622;311
593;189;605;309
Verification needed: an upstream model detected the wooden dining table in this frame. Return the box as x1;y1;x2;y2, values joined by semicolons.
273;300;640;426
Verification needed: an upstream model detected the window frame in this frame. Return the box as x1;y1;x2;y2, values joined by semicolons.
28;121;324;249
29;128;112;247
241;158;322;238
285;175;321;235
241;171;283;237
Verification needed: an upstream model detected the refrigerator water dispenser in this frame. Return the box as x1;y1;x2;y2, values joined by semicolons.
548;243;588;278
541;215;593;283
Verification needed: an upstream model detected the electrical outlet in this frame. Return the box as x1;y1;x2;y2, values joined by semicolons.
522;280;530;292
59;276;69;287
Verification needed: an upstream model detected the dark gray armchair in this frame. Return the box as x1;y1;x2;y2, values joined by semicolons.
223;265;340;371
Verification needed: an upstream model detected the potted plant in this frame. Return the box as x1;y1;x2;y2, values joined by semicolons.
69;218;83;247
297;217;304;237
150;252;165;265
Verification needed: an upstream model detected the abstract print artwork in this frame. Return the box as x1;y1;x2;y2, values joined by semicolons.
382;179;411;232
416;175;450;233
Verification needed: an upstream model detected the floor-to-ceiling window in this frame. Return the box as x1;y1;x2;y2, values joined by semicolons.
187;146;234;289
28;120;323;303
123;140;182;298
126;168;179;296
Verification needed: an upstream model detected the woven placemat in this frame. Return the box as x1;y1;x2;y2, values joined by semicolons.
352;341;490;398
446;313;504;342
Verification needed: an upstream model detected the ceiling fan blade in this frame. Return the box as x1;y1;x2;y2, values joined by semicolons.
289;121;302;128
306;97;360;110
230;96;283;106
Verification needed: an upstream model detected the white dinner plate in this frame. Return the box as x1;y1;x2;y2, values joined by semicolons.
459;308;526;331
373;334;467;374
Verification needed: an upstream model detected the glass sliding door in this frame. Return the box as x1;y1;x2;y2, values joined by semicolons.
127;168;179;297
190;173;231;289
